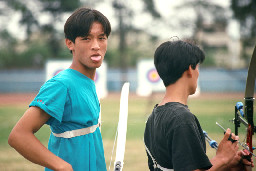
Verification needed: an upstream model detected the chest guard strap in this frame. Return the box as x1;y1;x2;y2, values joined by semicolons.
52;123;100;138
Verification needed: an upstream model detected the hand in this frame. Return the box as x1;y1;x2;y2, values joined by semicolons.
239;150;254;168
228;150;254;171
216;128;239;165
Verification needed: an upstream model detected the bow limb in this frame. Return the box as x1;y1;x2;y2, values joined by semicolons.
114;82;130;171
244;44;256;155
243;45;256;171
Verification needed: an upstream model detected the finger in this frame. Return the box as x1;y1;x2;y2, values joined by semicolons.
224;128;232;140
241;154;252;162
241;149;249;156
238;154;252;166
237;150;244;157
228;134;238;144
242;159;252;166
226;128;231;134
231;133;239;141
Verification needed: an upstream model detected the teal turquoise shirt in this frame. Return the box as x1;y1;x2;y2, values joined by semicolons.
29;69;106;171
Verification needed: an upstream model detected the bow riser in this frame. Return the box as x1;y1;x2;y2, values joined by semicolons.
244;44;256;157
245;98;254;155
245;98;254;126
233;45;256;171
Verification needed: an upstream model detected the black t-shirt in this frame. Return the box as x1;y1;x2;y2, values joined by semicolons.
144;102;212;171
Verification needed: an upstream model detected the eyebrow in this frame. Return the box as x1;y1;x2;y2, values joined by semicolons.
86;33;107;37
98;33;107;36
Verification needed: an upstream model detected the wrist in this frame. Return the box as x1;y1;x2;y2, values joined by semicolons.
55;163;73;171
210;155;230;170
50;159;72;171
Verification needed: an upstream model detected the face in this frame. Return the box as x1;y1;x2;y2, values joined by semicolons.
189;64;199;95
66;22;108;74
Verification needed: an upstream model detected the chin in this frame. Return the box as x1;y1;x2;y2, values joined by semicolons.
95;62;103;68
189;88;197;95
189;92;195;96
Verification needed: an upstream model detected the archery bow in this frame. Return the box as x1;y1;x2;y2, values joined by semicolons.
234;44;256;170
109;82;130;171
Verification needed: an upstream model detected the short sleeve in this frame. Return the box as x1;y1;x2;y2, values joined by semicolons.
29;80;68;123
171;124;212;171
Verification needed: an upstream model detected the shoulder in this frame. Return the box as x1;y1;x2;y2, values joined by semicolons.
50;69;73;84
39;71;71;95
45;69;82;89
157;103;196;130
159;102;194;120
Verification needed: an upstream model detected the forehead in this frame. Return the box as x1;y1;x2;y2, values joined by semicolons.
88;22;105;34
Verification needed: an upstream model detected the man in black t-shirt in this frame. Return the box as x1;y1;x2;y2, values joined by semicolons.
144;40;253;171
144;103;212;170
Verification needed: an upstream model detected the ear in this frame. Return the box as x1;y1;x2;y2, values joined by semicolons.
186;65;193;78
65;39;74;51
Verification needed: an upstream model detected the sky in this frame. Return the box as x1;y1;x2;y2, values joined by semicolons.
3;0;235;41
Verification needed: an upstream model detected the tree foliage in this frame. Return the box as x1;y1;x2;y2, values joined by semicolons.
231;0;256;62
176;0;228;41
111;0;160;72
142;0;161;18
0;0;160;69
0;0;80;69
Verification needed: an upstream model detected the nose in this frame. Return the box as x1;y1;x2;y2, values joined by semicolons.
91;39;100;51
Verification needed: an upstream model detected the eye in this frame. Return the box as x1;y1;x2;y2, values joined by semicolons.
99;36;107;40
81;37;90;40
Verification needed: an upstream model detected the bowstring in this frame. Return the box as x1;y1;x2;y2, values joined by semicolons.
241;127;251;152
108;124;119;171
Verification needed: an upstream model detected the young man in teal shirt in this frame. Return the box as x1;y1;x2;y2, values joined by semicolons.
8;7;111;171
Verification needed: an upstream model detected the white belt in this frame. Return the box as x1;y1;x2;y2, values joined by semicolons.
52;123;100;139
144;142;173;171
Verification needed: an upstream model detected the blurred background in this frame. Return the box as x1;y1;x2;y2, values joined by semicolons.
0;0;255;93
0;0;256;170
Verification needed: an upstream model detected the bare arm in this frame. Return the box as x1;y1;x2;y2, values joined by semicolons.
8;107;73;171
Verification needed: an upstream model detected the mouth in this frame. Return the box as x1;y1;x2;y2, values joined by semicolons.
91;54;102;62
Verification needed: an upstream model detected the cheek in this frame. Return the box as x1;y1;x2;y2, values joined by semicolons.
76;44;88;54
196;69;199;78
101;44;107;54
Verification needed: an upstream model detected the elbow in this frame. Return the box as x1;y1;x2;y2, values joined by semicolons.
8;130;18;148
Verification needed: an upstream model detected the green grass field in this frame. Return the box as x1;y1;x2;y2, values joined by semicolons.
0;93;255;170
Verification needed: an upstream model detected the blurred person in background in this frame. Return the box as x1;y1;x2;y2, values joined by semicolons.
8;7;111;171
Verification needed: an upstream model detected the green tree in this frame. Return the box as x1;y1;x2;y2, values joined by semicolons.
0;0;160;69
0;0;81;69
176;0;227;42
231;0;256;63
174;0;228;67
0;30;18;68
2;0;81;57
1;0;39;38
111;0;160;84
39;0;81;57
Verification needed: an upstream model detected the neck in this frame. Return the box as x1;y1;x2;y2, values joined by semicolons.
69;63;96;80
159;78;190;106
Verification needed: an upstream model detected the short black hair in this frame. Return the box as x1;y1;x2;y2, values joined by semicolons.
154;40;205;87
64;7;111;43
